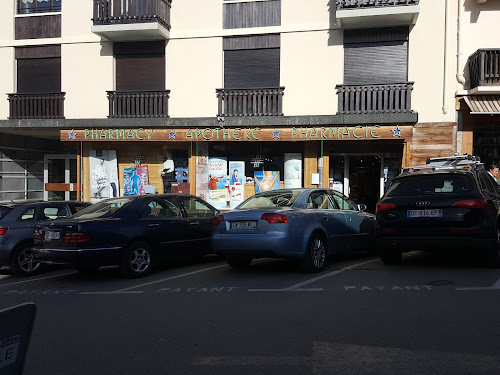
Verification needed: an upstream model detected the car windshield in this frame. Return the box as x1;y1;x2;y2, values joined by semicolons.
386;174;473;196
236;191;302;209
72;198;134;219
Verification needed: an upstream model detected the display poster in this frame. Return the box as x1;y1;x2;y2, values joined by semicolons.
284;153;302;188
229;161;245;208
89;150;119;203
207;157;228;209
254;171;280;194
136;165;149;195
196;143;209;201
123;167;137;196
175;167;189;183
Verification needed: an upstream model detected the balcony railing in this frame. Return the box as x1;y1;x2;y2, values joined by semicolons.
107;90;170;118
216;87;285;117
8;93;65;119
469;49;500;90
93;0;172;30
336;0;419;10
336;83;413;114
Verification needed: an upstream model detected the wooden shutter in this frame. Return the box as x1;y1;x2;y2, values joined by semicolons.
224;48;280;89
114;41;165;91
343;27;409;85
223;0;281;29
17;58;61;93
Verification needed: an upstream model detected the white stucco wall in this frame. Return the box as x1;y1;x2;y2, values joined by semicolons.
62;42;113;119
409;0;457;123
0;48;15;120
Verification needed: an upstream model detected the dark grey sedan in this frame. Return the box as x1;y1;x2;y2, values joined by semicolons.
212;188;376;272
0;200;90;276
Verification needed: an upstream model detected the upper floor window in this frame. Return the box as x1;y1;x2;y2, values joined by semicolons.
18;0;62;14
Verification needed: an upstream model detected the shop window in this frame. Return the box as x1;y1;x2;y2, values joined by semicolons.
18;0;62;14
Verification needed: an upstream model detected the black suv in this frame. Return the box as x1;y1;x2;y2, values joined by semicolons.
376;155;500;266
0;201;90;276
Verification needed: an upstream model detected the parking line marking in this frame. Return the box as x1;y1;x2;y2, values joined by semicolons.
249;288;323;292
0;271;77;287
79;291;144;295
112;264;229;293
283;259;379;290
456;276;500;291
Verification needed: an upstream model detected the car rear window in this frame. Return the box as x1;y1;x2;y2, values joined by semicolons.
386;174;474;197
72;198;133;219
237;191;302;209
0;207;11;221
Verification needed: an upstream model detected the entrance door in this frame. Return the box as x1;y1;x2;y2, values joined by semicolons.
348;156;381;214
44;155;77;201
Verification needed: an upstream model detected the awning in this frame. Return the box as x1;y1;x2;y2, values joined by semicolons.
463;95;500;114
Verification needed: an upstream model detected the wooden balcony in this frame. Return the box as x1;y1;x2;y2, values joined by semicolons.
468;49;500;94
107;90;170;118
336;83;413;114
8;93;65;119
216;88;285;117
92;0;171;41
335;0;420;29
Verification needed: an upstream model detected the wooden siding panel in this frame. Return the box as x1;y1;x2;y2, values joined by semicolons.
223;34;280;51
15;45;61;59
15;15;61;40
223;0;281;29
409;123;457;167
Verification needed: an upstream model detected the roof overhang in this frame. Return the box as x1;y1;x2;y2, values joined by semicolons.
336;5;420;29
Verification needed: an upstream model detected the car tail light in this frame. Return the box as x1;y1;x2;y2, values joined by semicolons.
261;213;287;224
0;227;8;235
451;199;487;209
33;229;43;244
213;215;225;226
64;232;90;243
376;202;397;213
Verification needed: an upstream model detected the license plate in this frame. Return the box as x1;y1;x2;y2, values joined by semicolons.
231;221;257;229
44;231;60;240
407;209;443;218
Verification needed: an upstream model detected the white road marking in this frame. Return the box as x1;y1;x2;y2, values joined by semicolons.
112;264;228;293
193;355;308;366
0;271;77;287
284;258;378;290
249;288;323;292
79;291;144;295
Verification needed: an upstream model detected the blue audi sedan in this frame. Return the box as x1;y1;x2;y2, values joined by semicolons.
212;188;376;272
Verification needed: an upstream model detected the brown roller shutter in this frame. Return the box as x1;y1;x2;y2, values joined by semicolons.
224;48;280;89
17;57;61;93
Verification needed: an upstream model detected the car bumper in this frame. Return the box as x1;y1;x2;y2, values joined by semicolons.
212;232;304;259
32;247;122;268
375;236;495;251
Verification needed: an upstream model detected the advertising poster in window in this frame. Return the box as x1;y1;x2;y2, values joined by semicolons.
89;150;119;203
136;165;149;195
123;167;136;196
284;153;302;188
196;143;209;201
254;171;280;193
229;161;245;209
207;157;228;209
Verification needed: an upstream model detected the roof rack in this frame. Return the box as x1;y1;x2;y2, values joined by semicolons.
402;154;484;173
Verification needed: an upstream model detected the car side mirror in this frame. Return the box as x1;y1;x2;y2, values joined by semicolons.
357;204;367;212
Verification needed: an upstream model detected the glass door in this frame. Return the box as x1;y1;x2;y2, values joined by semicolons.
44;155;78;201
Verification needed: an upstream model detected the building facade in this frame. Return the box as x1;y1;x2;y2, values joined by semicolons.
0;0;464;213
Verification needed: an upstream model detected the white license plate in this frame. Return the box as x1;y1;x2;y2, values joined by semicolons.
44;231;60;240
231;221;257;229
407;209;443;218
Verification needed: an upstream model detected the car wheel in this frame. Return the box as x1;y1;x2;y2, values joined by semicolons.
300;233;327;273
482;227;500;268
120;242;153;278
10;244;42;277
379;248;402;265
226;255;252;269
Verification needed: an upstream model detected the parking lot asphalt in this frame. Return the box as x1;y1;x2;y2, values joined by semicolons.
1;252;500;375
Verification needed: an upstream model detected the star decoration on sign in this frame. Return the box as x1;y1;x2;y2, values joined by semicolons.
68;130;77;140
168;130;177;140
271;128;282;139
391;125;403;137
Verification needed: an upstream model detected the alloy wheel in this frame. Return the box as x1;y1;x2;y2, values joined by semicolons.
17;248;41;274
129;248;151;273
310;237;326;269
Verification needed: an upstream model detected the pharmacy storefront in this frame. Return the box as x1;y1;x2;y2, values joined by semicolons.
62;124;414;212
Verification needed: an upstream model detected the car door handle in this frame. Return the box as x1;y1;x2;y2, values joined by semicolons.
190;221;200;226
147;223;160;229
